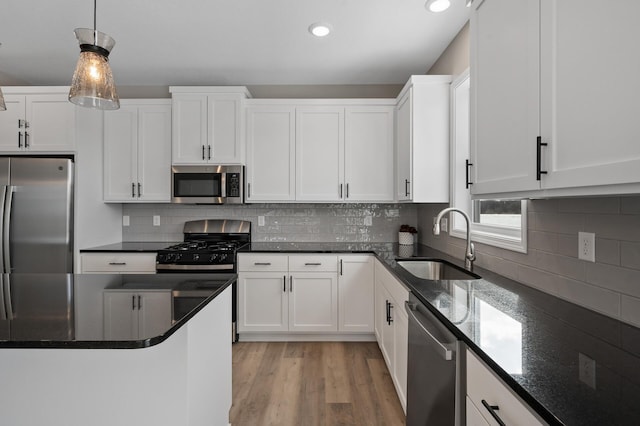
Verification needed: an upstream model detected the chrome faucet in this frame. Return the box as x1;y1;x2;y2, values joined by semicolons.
433;207;476;271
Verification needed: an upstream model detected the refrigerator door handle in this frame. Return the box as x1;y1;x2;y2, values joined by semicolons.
3;186;15;274
0;276;6;321
3;275;12;320
0;186;6;274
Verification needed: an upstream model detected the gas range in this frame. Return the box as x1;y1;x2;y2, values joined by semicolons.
156;219;251;272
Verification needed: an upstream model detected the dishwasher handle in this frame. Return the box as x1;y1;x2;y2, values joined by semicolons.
405;301;454;361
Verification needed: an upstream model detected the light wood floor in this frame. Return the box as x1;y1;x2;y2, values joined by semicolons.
230;342;406;426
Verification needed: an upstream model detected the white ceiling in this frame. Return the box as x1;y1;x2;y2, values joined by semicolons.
0;0;470;87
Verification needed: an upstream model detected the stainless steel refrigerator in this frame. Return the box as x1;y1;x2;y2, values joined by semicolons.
0;157;74;273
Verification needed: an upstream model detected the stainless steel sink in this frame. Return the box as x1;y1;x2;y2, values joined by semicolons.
396;260;481;281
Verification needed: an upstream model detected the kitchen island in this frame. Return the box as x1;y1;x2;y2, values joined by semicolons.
0;273;234;426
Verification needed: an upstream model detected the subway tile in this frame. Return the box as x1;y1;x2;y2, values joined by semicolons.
557;234;578;258
585;214;640;242
620;295;640;328
621;242;640;271
596;238;621;266
528;199;558;213
621;196;640;214
558;197;620;214
516;265;561;296
556;279;620;319
528;230;558;253
533;251;586;281
585;263;640;298
534;212;586;235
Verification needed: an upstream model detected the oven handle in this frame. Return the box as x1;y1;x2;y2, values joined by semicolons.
405;301;454;361
156;264;235;271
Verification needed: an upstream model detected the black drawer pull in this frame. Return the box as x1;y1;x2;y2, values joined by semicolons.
304;262;322;266
108;262;127;266
481;400;506;426
254;262;272;266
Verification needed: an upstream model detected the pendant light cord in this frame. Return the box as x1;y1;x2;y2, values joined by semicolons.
93;0;97;45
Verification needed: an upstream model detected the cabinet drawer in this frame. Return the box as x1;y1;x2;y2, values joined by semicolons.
238;254;288;272
467;351;546;426
289;255;338;272
81;253;157;273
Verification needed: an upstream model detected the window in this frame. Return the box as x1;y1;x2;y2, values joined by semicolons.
449;69;527;253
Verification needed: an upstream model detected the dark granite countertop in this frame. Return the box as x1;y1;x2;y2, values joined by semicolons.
80;242;180;252
0;273;235;349
246;242;640;425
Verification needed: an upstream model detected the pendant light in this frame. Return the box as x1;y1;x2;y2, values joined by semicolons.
0;43;6;112
68;0;119;110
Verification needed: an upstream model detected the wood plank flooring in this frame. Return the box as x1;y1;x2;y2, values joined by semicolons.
231;342;406;426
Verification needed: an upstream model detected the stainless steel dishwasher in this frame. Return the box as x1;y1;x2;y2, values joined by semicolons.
405;293;463;426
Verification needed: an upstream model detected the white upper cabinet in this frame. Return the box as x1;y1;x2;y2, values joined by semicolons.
296;106;345;201
103;100;171;202
471;0;640;198
170;87;250;165
0;88;76;152
395;76;452;203
245;106;296;202
245;100;395;203
345;106;395;201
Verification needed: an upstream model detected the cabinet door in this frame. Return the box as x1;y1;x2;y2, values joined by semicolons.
245;106;296;201
296;107;344;201
137;291;172;339
540;0;640;190
338;255;374;332
208;95;242;163
466;397;491;426
25;94;76;151
396;91;412;201
103;292;138;340
393;307;408;412
137;104;171;201
103;106;138;201
172;94;208;164
289;272;338;332
470;0;541;195
237;272;288;332
0;95;25;152
345;106;394;201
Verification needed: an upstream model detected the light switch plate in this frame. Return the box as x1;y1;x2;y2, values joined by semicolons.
153;215;161;226
578;232;595;262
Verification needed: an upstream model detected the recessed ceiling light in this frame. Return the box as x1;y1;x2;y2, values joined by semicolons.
425;0;451;13
309;23;332;37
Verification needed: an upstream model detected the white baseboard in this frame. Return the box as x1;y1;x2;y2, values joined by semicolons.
237;333;376;342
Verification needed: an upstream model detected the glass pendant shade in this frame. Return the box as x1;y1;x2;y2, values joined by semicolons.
69;28;119;110
0;88;6;111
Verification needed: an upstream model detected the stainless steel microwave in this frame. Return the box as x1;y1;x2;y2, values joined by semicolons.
171;165;243;204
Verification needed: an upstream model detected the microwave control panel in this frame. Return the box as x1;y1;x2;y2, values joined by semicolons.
226;173;241;197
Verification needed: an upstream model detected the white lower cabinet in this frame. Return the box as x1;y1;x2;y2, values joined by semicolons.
237;253;374;338
466;350;546;426
103;290;172;340
80;252;157;274
374;259;409;413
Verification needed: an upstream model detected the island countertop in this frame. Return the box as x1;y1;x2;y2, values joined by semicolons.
0;273;235;349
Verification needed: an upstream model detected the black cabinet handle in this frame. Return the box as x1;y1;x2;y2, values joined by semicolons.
247;183;251;198
339;184;343;198
536;136;548;181
132;295;136;310
481;400;506;426
108;262;127;266
465;159;473;189
405;179;410;197
283;275;286;292
18;132;22;148
24;132;29;148
340;259;343;276
208;145;212;160
138;295;142;310
386;300;394;325
131;183;135;198
346;183;349;198
304;262;321;266
254;262;271;266
137;183;142;198
290;275;293;292
202;145;205;160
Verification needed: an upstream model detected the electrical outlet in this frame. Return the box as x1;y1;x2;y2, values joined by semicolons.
579;352;596;389
258;216;265;226
153;215;161;226
578;232;595;262
122;215;130;227
364;215;373;226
